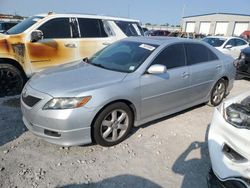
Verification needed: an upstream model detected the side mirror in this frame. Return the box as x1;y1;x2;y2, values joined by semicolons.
225;44;233;49
31;30;43;42
147;64;167;74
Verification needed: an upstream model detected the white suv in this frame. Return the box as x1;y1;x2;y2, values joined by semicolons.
0;12;143;96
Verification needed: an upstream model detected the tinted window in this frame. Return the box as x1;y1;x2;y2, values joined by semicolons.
78;18;107;38
202;37;226;47
235;39;247;46
38;18;71;39
225;39;236;47
7;16;44;35
186;43;217;65
152;44;186;69
5;23;17;30
115;21;143;36
208;48;218;61
89;41;158;73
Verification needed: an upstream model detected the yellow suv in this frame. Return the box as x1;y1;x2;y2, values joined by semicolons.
0;13;143;96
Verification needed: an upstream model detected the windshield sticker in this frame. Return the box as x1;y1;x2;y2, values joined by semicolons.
129;66;135;71
139;44;155;51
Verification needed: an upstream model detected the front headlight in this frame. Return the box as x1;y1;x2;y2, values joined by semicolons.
225;103;250;129
43;96;92;110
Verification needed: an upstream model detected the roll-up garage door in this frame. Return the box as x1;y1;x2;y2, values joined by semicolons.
185;22;195;33
215;22;229;36
233;22;249;36
199;22;211;35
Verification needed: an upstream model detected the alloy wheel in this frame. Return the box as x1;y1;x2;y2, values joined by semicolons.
100;109;129;142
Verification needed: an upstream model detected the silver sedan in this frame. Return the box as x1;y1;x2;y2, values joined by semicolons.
21;37;236;147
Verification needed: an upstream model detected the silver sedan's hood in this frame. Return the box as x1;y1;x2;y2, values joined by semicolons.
29;61;128;97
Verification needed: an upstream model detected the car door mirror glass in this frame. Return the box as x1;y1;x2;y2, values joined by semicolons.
147;64;167;74
31;30;43;42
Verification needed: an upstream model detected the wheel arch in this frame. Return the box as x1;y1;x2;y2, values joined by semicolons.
0;58;27;79
90;99;137;142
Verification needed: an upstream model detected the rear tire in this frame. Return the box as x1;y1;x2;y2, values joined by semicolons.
0;64;25;97
93;102;133;147
208;79;227;106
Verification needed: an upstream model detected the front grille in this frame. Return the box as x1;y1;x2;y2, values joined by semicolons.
22;95;41;107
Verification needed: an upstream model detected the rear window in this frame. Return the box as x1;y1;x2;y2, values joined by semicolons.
115;21;143;36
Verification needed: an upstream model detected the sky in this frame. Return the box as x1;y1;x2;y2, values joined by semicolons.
1;0;250;25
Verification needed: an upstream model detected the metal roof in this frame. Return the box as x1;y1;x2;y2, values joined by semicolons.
183;12;250;18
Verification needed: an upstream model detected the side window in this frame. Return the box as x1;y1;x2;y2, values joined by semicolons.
152;43;186;69
103;20;115;36
235;39;247;46
186;43;213;65
207;48;219;61
225;39;236;47
78;18;107;38
115;21;142;36
38;18;71;39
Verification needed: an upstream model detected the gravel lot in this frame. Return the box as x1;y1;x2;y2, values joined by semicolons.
0;79;249;188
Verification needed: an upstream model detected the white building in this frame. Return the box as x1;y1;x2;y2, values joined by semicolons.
182;13;250;36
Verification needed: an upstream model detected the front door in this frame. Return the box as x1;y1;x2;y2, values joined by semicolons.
140;43;190;119
26;17;78;73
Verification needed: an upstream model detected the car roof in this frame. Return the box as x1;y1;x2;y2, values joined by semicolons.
123;36;204;46
36;13;140;22
205;36;245;40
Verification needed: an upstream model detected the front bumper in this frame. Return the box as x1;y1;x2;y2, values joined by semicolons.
207;168;248;188
208;108;250;188
21;84;97;146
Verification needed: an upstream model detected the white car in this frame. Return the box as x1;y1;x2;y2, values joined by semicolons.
203;36;249;59
208;91;250;188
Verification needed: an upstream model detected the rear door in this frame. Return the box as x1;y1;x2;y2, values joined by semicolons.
140;43;190;119
77;18;116;58
27;17;78;72
185;43;222;103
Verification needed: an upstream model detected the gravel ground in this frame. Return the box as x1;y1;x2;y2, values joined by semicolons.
0;79;249;188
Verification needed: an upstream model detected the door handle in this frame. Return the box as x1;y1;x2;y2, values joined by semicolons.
102;42;111;46
64;43;76;48
182;72;190;78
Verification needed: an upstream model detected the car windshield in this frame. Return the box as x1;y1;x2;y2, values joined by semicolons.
6;16;44;35
202;37;226;47
88;41;158;73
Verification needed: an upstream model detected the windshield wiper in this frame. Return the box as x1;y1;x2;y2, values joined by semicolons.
91;63;106;69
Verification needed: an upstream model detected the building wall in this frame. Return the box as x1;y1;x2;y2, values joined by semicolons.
181;13;250;36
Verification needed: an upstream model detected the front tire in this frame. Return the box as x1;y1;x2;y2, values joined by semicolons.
93;102;133;147
208;79;227;106
0;64;25;97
